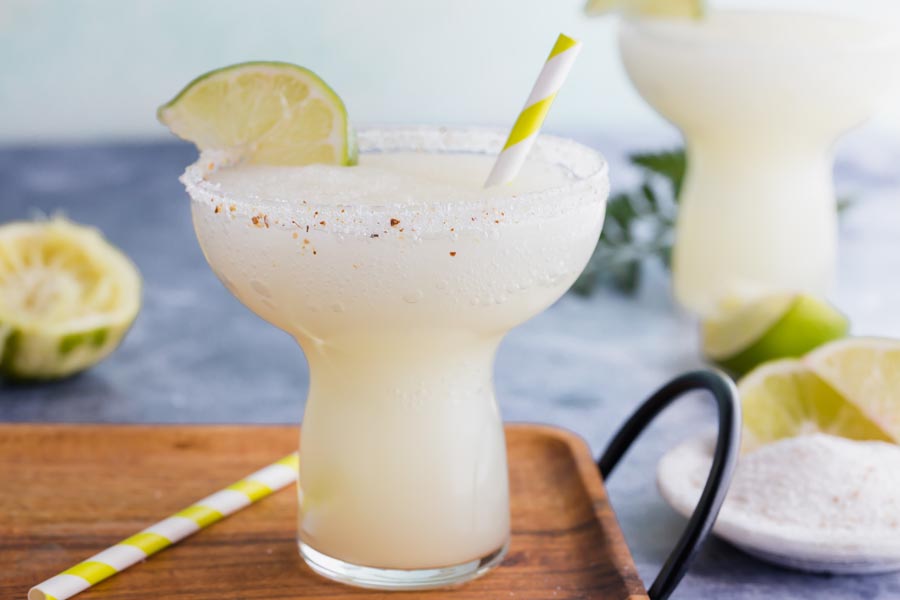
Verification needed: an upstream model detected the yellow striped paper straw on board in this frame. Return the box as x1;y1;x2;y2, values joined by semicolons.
484;33;582;188
29;453;300;600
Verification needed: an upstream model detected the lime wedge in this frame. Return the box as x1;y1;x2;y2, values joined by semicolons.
739;359;893;452
0;218;141;380
806;337;900;442
158;61;354;166
585;0;704;18
702;293;849;376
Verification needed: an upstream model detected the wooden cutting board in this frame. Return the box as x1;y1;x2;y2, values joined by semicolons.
0;424;648;599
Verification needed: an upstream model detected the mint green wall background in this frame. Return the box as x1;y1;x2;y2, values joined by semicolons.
1;0;899;143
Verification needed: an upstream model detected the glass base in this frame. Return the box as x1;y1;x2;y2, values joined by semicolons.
298;540;509;590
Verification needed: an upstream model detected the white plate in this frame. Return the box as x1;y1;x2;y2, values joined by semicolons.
657;434;900;574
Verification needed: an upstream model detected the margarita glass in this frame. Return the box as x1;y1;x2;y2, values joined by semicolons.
620;11;900;315
182;127;609;589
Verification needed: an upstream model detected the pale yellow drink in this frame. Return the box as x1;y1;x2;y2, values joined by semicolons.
620;12;900;314
183;127;608;588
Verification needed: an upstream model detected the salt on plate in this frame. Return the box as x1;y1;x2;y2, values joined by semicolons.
657;433;900;574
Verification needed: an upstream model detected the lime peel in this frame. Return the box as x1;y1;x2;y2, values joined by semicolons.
702;293;849;376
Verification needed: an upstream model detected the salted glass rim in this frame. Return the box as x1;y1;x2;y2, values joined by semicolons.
181;126;608;231
620;10;900;56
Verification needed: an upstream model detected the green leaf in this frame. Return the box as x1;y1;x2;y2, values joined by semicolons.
837;196;854;214
570;268;597;296
610;260;641;294
603;192;639;225
631;149;687;197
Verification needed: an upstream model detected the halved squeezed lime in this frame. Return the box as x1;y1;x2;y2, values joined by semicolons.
0;218;141;380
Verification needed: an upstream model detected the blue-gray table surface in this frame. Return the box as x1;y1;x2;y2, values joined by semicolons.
2;132;900;599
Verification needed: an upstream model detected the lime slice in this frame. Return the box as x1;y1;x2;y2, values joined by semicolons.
585;0;704;18
739;359;893;451
702;293;849;377
806;337;900;442
0;218;141;380
158;61;354;166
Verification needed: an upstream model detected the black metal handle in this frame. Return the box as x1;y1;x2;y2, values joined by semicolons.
597;370;741;600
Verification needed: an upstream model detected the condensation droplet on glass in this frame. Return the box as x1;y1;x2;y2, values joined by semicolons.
250;279;272;298
215;270;236;293
436;279;449;290
331;302;345;313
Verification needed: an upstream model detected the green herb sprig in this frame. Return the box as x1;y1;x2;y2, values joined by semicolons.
573;149;685;294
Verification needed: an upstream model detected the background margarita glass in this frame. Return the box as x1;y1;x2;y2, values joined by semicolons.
183;127;609;589
619;11;900;315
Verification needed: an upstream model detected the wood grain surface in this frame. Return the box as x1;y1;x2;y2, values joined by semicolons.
0;424;648;599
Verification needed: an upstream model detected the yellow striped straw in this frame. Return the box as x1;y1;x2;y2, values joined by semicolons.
28;453;300;600
484;33;583;188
